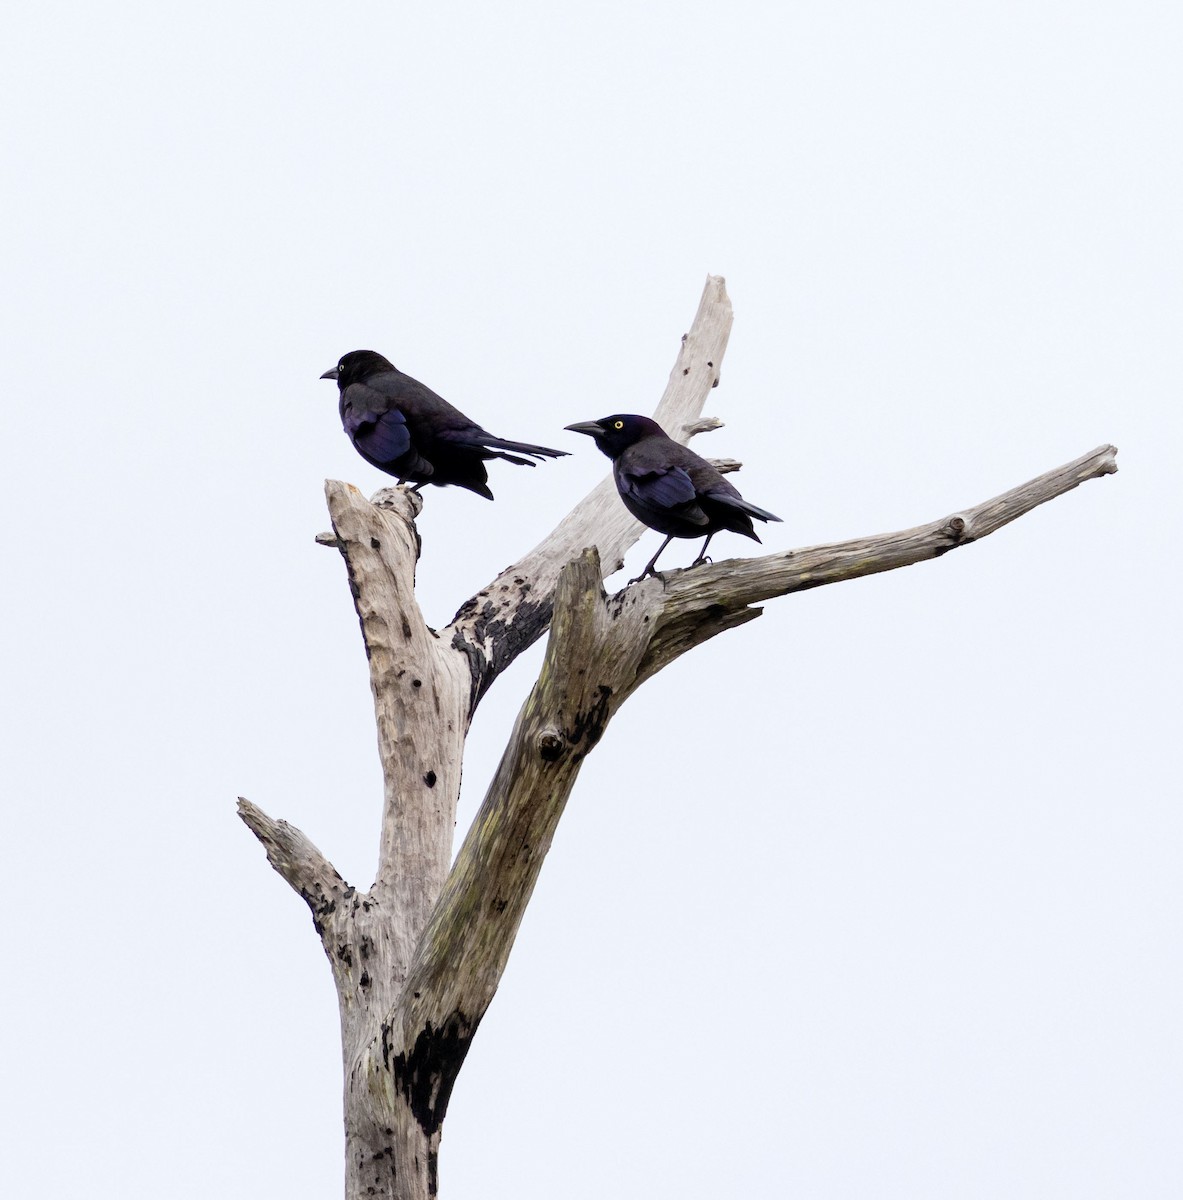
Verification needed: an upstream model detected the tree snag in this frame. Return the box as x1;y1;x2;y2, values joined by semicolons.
239;275;1117;1200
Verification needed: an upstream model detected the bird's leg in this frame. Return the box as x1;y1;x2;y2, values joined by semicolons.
402;481;425;494
690;533;715;567
628;535;676;585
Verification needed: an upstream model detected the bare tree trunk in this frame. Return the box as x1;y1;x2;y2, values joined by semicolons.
239;276;1117;1199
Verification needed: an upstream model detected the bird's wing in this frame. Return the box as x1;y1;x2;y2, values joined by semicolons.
367;369;567;465
341;396;412;465
620;465;710;524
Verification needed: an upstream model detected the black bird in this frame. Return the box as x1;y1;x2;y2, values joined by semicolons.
564;414;782;580
321;350;567;499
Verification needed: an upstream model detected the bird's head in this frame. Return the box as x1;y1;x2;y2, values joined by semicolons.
320;349;396;388
564;413;665;458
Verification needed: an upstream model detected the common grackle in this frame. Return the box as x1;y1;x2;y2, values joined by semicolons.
564;414;782;581
322;350;567;499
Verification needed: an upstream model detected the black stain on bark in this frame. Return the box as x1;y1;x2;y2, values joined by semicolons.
392;1012;479;1136
569;684;612;748
451;594;553;709
303;889;337;937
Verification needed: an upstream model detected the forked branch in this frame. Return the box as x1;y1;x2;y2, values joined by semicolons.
445;274;736;707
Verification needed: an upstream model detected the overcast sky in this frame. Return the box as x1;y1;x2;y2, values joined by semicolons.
2;2;1180;1197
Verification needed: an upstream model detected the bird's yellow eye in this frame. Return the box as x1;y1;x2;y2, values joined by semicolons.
613;420;624;429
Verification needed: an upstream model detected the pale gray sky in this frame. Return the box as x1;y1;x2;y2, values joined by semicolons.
2;2;1180;1197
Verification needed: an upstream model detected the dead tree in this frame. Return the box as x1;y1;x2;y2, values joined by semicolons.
239;276;1117;1200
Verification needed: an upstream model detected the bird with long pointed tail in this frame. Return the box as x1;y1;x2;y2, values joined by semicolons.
564;413;782;582
322;350;567;499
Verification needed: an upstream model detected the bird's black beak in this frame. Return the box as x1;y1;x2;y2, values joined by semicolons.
564;421;604;437
320;367;339;381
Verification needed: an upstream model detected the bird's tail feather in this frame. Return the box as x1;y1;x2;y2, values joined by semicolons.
490;451;538;468
715;493;783;524
479;437;569;461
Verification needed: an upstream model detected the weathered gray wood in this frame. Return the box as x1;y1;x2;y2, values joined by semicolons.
238;275;1118;1200
238;276;737;1200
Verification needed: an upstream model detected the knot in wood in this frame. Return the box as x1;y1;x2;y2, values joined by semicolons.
943;514;973;541
933;514;973;556
536;728;566;762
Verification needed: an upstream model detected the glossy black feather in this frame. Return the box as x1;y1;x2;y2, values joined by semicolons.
564;413;782;578
323;350;568;499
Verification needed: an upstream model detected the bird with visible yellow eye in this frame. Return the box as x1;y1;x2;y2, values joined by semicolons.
564;413;781;582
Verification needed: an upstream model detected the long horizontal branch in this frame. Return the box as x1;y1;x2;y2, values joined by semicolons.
648;443;1119;624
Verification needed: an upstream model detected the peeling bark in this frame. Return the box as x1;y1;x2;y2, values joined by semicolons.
239;275;1117;1199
